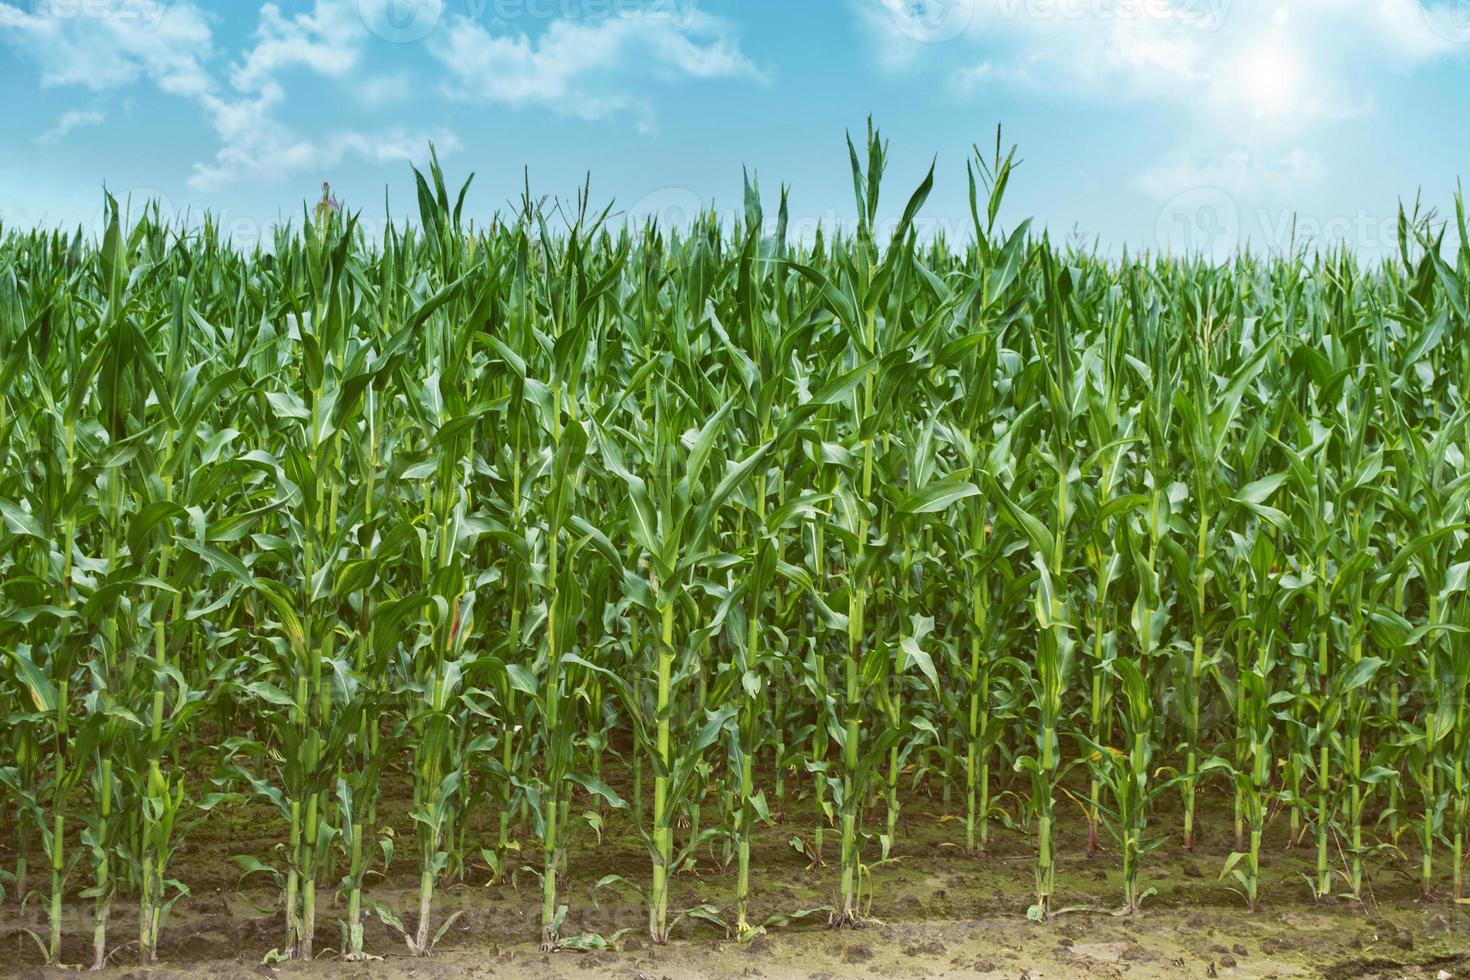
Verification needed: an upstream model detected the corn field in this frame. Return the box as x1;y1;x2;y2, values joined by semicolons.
3;128;1470;968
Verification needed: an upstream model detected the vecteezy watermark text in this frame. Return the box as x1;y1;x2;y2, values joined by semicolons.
360;0;700;43
888;0;1230;43
996;0;1229;29
1155;186;1420;259
30;0;166;30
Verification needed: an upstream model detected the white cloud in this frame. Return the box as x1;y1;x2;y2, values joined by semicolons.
186;0;447;189
0;0;454;191
187;81;456;191
3;0;760;189
859;0;1458;125
37;108;105;143
231;0;367;95
0;1;214;97
428;10;760;128
356;70;419;108
863;0;1460;223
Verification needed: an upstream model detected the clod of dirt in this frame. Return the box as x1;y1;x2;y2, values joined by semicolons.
745;935;772;957
1232;945;1248;956
843;943;875;964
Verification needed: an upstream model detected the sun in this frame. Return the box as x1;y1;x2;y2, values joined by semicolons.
1229;39;1305;119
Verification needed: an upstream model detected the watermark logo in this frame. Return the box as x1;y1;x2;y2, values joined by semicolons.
91;187;177;242
474;0;702;29
1423;0;1470;43
626;186;706;233
1154;187;1414;260
87;187;370;253
31;0;166;30
622;185;984;246
360;0;445;43
1178;0;1231;31
360;0;703;41
887;0;976;44
994;0;1230;30
1155;187;1239;257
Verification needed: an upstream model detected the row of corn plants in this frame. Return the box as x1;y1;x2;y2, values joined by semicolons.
3;131;1470;965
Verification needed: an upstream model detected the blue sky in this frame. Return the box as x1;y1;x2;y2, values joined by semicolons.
2;0;1469;257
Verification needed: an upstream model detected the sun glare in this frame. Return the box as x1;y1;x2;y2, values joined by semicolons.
1231;39;1304;119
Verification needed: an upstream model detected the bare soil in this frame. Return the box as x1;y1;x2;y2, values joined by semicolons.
2;776;1466;979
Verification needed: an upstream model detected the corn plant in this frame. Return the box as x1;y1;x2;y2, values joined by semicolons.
1080;658;1163;913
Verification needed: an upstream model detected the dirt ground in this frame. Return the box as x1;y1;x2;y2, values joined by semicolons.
3;776;1467;979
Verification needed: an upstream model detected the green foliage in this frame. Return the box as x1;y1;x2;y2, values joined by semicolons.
3;132;1470;965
